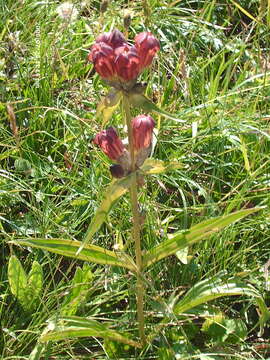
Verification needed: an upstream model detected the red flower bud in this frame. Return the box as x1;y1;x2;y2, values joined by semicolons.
94;127;125;160
135;32;160;70
88;42;116;79
96;29;126;49
132;114;155;150
110;164;125;178
114;45;140;81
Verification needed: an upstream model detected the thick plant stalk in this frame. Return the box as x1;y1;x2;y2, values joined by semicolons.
142;0;150;27
122;94;146;346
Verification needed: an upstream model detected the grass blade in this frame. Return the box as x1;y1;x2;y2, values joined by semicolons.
173;273;270;334
13;238;136;271
41;316;141;348
143;208;261;268
229;0;260;23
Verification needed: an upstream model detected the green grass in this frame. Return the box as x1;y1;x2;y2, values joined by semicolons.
1;0;270;358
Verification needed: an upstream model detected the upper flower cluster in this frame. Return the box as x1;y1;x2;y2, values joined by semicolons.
88;29;159;86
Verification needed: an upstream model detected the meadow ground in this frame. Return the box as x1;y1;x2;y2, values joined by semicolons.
1;0;270;359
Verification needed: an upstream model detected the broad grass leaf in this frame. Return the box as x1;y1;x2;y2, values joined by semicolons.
8;255;28;307
41;316;141;348
142;208;261;268
140;159;181;175
14;238;135;271
61;263;93;316
81;175;133;250
173;273;270;335
128;93;185;123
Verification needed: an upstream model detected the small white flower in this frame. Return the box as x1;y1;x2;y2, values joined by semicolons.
56;2;79;22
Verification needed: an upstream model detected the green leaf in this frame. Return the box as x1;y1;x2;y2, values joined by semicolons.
104;338;132;359
81;175;133;250
128;93;185;123
157;348;175;360
61;263;93;316
174;275;255;314
142;208;261;268
28;261;43;300
202;316;247;344
173;272;270;334
13;238;136;271
97;90;122;126
175;247;189;264
14;158;32;172
8;256;43;311
8;255;28;308
140;158;182;175
29;343;46;360
40;316;141;348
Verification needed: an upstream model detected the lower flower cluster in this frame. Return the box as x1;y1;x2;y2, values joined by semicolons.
94;114;155;178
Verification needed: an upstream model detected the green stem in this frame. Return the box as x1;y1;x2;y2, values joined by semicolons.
142;0;150;27
122;94;146;346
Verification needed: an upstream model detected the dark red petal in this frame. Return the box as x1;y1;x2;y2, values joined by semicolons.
114;45;140;81
94;127;124;160
109;29;127;48
96;32;111;44
132;115;155;150
89;42;116;79
135;32;160;70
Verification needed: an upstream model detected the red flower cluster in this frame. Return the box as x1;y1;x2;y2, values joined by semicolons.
88;29;159;84
94;115;155;177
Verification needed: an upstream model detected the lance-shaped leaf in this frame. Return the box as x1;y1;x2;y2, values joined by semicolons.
140;158;182;175
80;175;133;252
128;92;185;123
173;273;270;335
28;261;43;300
83;157;180;255
8;255;28;307
40;316;141;348
13;238;135;271
61;264;93;316
142;208;261;268
8;256;43;311
97;90;122;126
